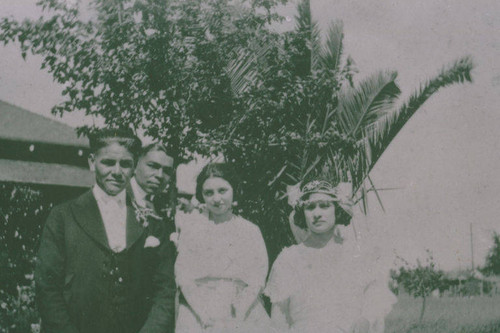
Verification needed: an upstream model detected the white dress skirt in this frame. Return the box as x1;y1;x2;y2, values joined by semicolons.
175;211;271;333
265;227;396;333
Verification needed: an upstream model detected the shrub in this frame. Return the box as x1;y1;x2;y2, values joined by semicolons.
0;183;49;332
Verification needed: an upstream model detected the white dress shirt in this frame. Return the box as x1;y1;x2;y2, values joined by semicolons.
92;185;127;253
130;177;148;208
130;177;156;210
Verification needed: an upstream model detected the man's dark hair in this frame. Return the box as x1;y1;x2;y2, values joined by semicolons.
139;142;175;160
88;128;142;160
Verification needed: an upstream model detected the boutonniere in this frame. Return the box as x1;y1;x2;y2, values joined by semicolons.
132;200;162;228
144;235;161;248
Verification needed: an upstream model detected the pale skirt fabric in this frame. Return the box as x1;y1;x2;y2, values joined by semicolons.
176;298;270;333
175;211;271;332
265;226;396;333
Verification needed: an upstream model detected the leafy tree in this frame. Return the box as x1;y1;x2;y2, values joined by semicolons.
0;184;45;295
0;0;474;261
482;232;500;276
392;250;444;322
0;183;84;332
0;0;286;157
220;0;473;256
0;183;46;332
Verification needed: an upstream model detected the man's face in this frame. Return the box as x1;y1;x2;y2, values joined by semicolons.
134;150;174;194
88;142;135;196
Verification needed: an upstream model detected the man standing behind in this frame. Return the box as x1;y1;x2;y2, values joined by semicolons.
35;129;176;333
129;143;175;233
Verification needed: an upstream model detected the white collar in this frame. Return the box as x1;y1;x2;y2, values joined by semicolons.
130;177;151;207
92;185;126;206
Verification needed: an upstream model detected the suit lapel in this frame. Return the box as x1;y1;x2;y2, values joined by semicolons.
71;190;111;251
126;181;156;249
126;183;136;205
126;204;145;249
128;180;158;214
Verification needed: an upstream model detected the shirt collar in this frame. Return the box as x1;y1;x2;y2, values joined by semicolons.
92;184;126;206
130;177;152;207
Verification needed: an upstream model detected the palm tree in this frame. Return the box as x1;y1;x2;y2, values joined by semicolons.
224;0;473;249
284;0;473;200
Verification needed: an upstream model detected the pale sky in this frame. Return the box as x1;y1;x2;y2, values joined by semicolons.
1;0;499;271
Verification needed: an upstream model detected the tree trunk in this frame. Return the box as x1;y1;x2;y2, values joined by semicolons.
419;296;426;322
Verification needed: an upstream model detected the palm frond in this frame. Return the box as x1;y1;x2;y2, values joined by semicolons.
224;43;272;140
320;20;344;72
367;175;385;212
295;0;312;33
310;24;322;71
271;115;325;194
361;56;474;182
226;43;270;96
292;0;321;74
338;70;400;140
268;164;288;186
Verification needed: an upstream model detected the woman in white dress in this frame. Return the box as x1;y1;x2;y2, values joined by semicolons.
175;163;270;332
265;180;396;333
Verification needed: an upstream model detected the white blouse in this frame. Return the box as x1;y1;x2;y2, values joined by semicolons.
175;211;269;330
175;211;268;289
265;227;396;333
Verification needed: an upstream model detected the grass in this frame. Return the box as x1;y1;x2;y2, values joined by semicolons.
385;294;500;333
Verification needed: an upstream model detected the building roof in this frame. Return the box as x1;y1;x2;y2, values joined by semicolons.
0;159;93;188
0;100;88;147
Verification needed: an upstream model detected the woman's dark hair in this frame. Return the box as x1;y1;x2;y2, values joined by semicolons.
88;128;142;160
195;163;241;203
293;193;351;229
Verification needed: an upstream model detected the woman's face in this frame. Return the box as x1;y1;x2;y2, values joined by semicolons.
201;177;234;217
303;193;336;234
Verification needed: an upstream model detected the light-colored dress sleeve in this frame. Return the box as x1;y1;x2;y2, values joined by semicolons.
361;268;397;333
264;247;298;304
354;229;397;333
236;220;269;289
229;218;269;319
174;211;205;286
174;212;215;323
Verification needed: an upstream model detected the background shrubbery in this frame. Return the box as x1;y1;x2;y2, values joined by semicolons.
0;183;47;332
0;183;84;332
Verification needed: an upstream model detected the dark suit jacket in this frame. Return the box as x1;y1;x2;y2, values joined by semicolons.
126;182;176;236
35;190;176;333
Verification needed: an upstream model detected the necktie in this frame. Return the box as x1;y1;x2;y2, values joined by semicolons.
144;194;155;210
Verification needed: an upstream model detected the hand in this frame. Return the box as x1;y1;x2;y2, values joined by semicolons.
177;198;196;213
350;317;370;333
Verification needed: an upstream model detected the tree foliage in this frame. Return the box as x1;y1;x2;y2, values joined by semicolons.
0;183;47;332
0;0;287;157
392;250;444;322
0;0;474;259
0;184;86;332
0;184;46;295
482;233;500;276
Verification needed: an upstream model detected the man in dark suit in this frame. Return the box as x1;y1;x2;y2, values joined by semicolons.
128;142;175;235
35;129;176;333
